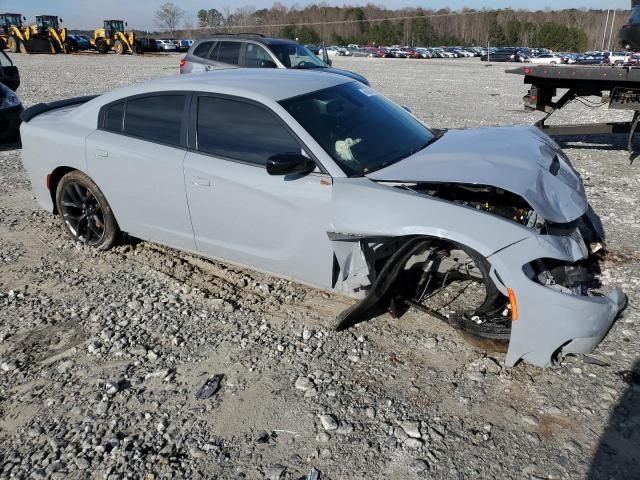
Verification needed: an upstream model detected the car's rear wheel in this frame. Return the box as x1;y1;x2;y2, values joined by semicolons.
393;242;512;350
55;171;119;250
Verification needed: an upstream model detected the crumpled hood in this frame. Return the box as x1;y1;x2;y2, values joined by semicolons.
367;125;587;223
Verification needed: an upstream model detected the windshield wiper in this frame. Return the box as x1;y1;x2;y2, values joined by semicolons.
290;64;326;69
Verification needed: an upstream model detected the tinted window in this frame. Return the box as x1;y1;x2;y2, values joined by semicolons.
217;42;240;65
197;97;301;165
124;95;186;146
104;102;124;132
269;43;326;69
193;41;213;58
280;82;434;177
207;42;220;60
244;43;273;68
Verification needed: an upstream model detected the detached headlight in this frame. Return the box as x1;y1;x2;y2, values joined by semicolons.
0;88;21;109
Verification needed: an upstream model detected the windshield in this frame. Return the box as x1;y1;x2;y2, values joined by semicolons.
1;14;22;27
107;21;125;33
280;82;435;176
269;43;327;69
37;17;58;29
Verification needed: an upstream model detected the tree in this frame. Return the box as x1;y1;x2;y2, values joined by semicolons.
155;2;184;35
279;25;321;44
197;8;224;29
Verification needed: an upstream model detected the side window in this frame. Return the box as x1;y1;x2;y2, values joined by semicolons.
207;42;220;60
103;102;124;132
245;43;273;68
217;41;241;65
197;96;301;166
193;41;213;58
123;95;186;146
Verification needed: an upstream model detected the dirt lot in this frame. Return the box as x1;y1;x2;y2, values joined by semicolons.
1;53;640;480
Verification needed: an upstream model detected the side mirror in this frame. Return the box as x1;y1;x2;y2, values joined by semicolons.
60;18;63;23
125;22;128;27
266;153;316;176
260;59;277;68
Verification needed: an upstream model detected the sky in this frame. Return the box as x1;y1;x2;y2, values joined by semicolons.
1;0;631;30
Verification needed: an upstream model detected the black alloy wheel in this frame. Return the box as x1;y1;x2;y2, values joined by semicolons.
55;171;119;250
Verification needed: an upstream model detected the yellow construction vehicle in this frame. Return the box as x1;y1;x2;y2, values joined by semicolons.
90;20;136;54
0;13;62;53
31;15;75;53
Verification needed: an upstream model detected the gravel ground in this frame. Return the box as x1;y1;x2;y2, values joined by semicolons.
1;53;640;480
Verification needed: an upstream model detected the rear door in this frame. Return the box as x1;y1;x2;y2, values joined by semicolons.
85;92;195;250
183;94;334;287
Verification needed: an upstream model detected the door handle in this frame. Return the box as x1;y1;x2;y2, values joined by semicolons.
205;65;214;71
191;176;211;187
95;149;109;158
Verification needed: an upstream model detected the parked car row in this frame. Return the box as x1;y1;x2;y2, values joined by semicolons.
479;47;639;65
61;35;194;53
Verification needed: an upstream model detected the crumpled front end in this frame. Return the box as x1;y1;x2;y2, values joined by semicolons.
487;224;626;367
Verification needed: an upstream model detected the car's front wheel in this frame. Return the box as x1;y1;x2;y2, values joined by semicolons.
55;171;119;250
396;242;512;348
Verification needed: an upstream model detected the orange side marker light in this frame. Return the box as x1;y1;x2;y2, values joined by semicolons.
507;288;518;321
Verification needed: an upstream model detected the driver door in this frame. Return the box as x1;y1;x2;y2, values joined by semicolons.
183;94;334;288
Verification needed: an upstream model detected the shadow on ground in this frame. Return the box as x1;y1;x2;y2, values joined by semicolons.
588;359;640;480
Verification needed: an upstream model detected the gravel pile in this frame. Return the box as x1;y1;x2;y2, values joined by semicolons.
1;53;639;479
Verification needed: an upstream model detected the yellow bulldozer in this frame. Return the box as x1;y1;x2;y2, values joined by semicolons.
90;20;136;54
32;15;76;53
0;13;73;53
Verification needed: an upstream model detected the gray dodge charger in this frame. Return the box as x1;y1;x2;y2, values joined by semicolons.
19;69;626;368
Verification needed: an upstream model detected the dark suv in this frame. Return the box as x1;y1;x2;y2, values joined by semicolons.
180;34;369;85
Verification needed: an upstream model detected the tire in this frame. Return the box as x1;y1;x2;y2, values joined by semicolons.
7;36;18;53
63;40;76;54
55;171;119;250
114;39;125;55
96;39;109;54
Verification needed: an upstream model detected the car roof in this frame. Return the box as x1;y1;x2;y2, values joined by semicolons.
97;69;353;104
194;35;298;47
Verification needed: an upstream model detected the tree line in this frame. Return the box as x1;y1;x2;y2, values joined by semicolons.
153;3;631;52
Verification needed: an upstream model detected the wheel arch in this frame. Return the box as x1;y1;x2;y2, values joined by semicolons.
48;166;78;213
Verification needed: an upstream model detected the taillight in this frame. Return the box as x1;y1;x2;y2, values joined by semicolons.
179;58;186;70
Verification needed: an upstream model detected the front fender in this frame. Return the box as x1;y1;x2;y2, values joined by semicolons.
331;177;533;257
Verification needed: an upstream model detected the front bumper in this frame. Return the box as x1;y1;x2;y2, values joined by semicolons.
488;234;626;367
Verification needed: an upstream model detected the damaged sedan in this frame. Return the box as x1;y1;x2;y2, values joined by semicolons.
19;69;625;367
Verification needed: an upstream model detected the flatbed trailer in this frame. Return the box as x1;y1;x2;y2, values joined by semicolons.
507;64;640;151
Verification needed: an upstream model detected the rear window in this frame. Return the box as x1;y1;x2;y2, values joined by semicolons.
104;102;124;132
122;95;186;146
193;41;213;58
